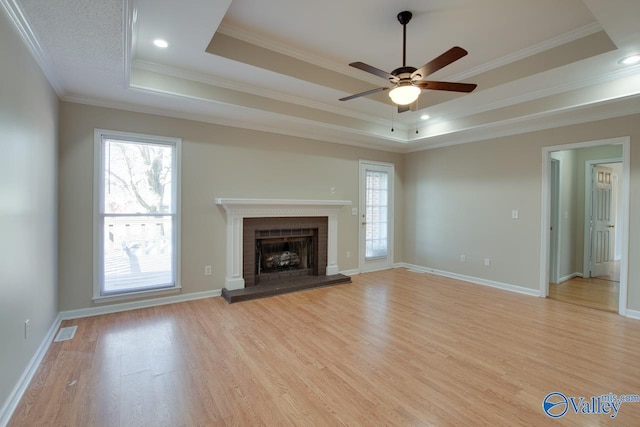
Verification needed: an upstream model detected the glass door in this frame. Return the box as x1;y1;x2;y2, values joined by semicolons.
359;161;394;272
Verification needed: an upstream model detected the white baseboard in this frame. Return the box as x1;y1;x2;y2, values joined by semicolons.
1;289;223;426
0;313;62;427
400;263;541;297
60;289;222;320
558;272;581;283
625;309;640;320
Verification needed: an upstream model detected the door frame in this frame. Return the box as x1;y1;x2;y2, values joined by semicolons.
583;159;621;279
358;160;395;273
540;136;629;316
549;156;561;284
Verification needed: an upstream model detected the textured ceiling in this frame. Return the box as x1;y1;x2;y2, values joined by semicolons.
6;0;640;152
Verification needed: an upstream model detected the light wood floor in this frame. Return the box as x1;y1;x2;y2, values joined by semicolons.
10;269;640;426
549;276;619;313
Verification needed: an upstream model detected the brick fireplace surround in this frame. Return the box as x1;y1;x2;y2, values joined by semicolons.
215;199;351;291
243;216;327;287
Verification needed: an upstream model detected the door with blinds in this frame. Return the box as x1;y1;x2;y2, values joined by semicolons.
359;161;394;273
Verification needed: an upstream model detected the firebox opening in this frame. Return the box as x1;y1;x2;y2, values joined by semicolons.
256;232;315;283
243;217;327;287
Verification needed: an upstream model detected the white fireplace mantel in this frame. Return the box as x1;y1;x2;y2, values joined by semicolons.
215;198;351;290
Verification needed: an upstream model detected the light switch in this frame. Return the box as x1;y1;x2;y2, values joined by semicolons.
351;208;358;216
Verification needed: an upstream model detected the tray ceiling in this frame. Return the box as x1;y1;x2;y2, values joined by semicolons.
7;0;640;151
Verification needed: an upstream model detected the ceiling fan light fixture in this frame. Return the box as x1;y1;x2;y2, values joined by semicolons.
389;85;420;105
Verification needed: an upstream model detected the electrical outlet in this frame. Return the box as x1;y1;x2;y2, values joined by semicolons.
460;255;466;262
24;319;30;339
511;209;519;219
330;187;336;194
346;251;351;258
204;265;212;276
484;258;491;267
351;208;358;216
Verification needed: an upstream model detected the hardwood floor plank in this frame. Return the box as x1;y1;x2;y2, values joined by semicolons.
550;276;619;312
8;269;640;426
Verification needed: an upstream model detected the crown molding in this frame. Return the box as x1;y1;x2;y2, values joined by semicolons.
216;23;382;86
218;21;604;88
406;92;640;152
61;93;407;153
0;0;64;95
131;59;398;130
448;22;604;81
63;84;640;156
123;0;135;87
162;21;626;134
422;57;640;126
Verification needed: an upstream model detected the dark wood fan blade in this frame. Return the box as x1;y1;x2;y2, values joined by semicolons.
414;81;477;93
349;62;394;81
339;86;389;101
411;46;468;80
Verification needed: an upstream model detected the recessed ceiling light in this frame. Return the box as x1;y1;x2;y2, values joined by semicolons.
619;54;640;65
153;39;169;48
421;114;430;120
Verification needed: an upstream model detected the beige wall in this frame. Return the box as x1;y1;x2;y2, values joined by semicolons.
0;11;59;410
551;149;578;280
403;114;640;311
404;135;543;288
58;102;404;311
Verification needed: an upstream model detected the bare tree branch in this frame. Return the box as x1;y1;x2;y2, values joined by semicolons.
106;142;171;213
118;144;156;212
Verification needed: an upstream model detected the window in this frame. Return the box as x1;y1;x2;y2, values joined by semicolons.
365;169;389;259
94;129;181;299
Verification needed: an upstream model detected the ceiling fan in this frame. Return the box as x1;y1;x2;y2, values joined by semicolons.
339;11;477;113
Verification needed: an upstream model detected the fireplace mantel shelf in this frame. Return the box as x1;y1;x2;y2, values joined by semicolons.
215;198;351;216
215;198;352;291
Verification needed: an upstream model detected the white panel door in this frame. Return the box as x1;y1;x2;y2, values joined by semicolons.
359;161;394;273
590;165;613;278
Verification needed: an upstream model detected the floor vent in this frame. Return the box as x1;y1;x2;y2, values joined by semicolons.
54;326;78;342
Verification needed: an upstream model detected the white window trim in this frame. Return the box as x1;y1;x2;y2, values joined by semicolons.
93;129;182;302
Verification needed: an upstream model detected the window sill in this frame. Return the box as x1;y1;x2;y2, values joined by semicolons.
92;285;182;304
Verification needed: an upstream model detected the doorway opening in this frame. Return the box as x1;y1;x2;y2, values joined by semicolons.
541;137;629;315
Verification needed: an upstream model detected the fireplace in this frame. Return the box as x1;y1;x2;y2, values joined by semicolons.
215;198;351;294
243;217;327;287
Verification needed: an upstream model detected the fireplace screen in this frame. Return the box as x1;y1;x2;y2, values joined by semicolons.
257;236;314;275
243;218;326;287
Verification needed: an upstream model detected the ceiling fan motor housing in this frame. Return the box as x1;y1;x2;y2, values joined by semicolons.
397;11;412;25
390;66;419;84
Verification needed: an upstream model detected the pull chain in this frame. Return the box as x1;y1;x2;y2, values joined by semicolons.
391;107;394;132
